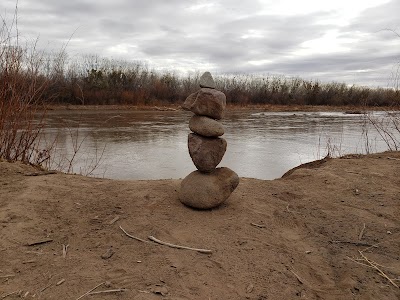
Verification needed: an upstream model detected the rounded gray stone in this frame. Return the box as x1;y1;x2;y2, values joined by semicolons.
188;133;227;172
189;115;224;137
199;71;216;89
190;88;226;120
179;167;239;209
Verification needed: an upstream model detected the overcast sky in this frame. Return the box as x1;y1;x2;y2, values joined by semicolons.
1;0;399;87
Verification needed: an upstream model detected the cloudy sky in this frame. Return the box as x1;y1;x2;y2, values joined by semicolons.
1;0;399;87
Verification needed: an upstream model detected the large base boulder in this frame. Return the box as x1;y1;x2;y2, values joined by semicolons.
179;167;239;209
188;133;226;172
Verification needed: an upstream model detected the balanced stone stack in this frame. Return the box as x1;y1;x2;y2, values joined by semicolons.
179;72;239;209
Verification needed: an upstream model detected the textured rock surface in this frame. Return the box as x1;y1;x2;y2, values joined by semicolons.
182;91;198;110
199;71;216;89
188;133;227;172
190;88;226;120
179;167;240;209
189;115;224;137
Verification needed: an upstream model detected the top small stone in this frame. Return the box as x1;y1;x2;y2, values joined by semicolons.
199;71;216;89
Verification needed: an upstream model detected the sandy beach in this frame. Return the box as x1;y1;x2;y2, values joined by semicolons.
0;152;399;299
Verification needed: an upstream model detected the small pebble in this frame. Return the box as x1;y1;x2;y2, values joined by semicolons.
101;248;115;259
246;283;254;293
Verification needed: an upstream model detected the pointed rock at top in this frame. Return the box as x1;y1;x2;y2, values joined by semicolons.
199;71;216;89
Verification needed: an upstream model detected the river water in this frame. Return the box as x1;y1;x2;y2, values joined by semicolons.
41;109;397;180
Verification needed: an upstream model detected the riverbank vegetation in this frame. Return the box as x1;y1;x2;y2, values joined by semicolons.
37;55;400;107
0;13;50;164
1;10;400;167
1;37;399;108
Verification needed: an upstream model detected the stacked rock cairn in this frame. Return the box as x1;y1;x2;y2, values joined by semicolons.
179;71;239;209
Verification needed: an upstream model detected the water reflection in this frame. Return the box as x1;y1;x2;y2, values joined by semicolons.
40;110;397;180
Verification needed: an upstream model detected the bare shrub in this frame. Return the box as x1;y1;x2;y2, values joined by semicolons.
366;110;400;151
43;120;106;176
0;6;105;176
0;10;49;164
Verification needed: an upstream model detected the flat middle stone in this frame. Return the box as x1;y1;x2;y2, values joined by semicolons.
189;115;224;137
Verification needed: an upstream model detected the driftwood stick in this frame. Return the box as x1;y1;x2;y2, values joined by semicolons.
0;275;15;278
88;288;128;295
358;251;399;288
148;236;212;254
387;157;400;161
40;283;52;292
290;269;304;284
358;223;366;240
119;226;149;243
109;216;120;225
120;226;212;253
75;282;105;300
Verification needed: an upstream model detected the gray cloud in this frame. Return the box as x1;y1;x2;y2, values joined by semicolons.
1;0;399;87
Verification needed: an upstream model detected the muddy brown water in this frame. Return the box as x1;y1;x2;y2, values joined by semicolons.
40;110;397;179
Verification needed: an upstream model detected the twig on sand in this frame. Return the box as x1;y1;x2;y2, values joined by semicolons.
40;283;52;292
358;223;366;240
120;226;212;253
250;223;266;228
24;171;57;176
109;216;120;225
148;236;212;254
88;288;127;295
1;291;20;299
290;269;304;284
358;251;399;288
56;279;66;286
75;282;105;300
62;244;69;258
119;226;149;243
0;275;15;279
387;157;400;161
26;238;53;246
346;256;375;269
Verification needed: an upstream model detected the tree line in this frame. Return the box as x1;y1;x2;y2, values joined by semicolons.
2;47;400;107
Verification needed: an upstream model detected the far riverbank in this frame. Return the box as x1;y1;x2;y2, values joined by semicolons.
44;103;400;113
